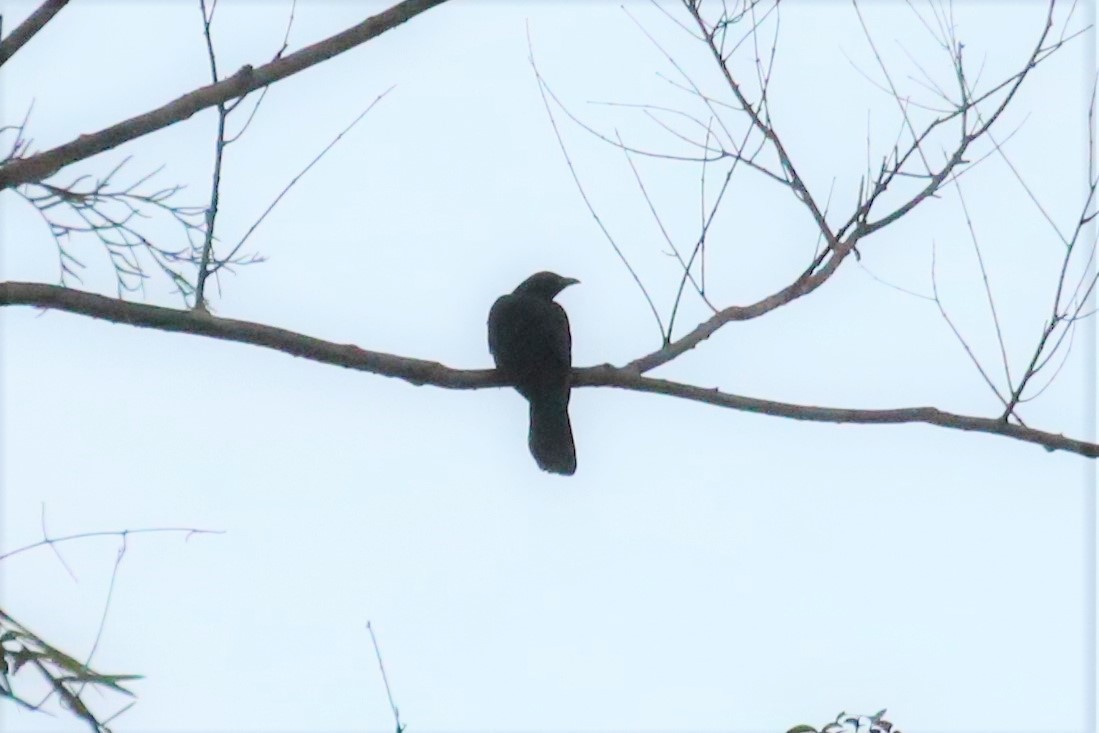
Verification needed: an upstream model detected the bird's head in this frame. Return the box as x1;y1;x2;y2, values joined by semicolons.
513;271;580;300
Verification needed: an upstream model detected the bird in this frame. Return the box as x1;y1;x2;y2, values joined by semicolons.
488;271;580;475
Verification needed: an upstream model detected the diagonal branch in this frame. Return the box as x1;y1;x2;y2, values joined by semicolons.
0;0;450;190
2;280;1094;459
0;0;69;68
624;228;859;374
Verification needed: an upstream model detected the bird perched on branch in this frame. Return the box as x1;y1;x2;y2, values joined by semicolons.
488;271;580;475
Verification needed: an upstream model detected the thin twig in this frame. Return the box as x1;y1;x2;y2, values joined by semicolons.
0;525;224;563
615;130;709;313
195;0;228;310
530;30;666;341
929;239;1016;417
75;541;128;701
211;87;395;276
366;621;404;733
948;169;1013;391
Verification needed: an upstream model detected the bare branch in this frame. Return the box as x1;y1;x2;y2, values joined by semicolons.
624;221;862;374
852;1;1065;240
684;1;839;254
0;0;450;189
0;0;69;68
530;35;666;341
929;239;1013;414
949;170;1013;389
14;161;208;300
852;0;933;176
2;280;1093;458
0;279;503;386
1000;80;1099;418
0;525;223;563
195;0;228;310
76;542;126;701
615;130;711;314
366;622;405;733
210;86;393;283
858;260;934;301
581;365;1098;458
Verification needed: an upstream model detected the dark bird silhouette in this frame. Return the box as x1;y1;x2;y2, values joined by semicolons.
488;271;579;475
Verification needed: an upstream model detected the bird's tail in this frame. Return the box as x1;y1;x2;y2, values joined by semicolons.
528;391;576;476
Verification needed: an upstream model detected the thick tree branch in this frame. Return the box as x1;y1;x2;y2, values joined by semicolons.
2;281;1093;459
0;0;449;190
0;281;498;388
0;0;69;68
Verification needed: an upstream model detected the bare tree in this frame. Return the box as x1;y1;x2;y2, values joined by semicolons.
2;0;1092;458
534;0;1094;452
0;0;1093;727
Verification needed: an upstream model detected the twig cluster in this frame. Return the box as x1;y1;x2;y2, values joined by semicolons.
535;0;1094;436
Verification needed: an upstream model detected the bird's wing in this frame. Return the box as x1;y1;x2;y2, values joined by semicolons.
488;294;572;373
488;294;525;362
547;302;572;370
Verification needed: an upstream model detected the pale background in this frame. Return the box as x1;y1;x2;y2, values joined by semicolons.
0;1;1095;732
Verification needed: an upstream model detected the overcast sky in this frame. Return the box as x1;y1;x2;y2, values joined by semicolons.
1;1;1096;732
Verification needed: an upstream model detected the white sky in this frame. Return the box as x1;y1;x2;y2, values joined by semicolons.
0;1;1096;732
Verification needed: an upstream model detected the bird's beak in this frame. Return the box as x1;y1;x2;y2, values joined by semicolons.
562;277;580;288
